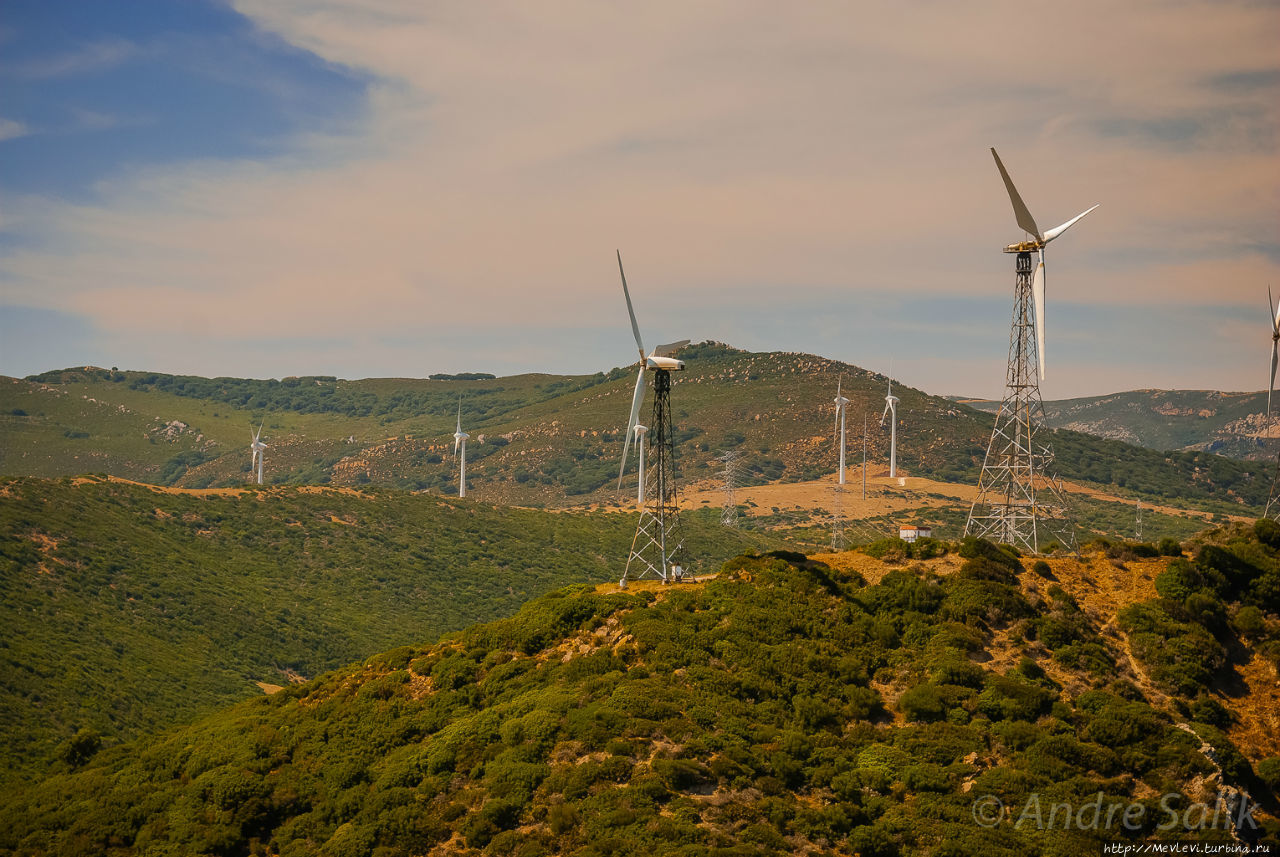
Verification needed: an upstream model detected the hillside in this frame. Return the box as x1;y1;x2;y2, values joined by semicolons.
960;389;1279;462
1;346;1270;519
0;476;784;778
2;527;1277;855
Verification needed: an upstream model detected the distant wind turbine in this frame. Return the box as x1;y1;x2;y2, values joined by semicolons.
880;377;899;479
833;378;850;485
992;148;1099;380
249;423;267;485
453;398;469;498
1268;286;1280;418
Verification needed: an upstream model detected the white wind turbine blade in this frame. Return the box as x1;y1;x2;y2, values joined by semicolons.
880;401;890;426
618;365;646;487
1042;205;1099;243
1033;251;1047;380
1269;286;1279;419
617;250;646;361
1270;340;1277;419
454;398;463;455
653;340;689;357
991;148;1041;240
834;377;841;439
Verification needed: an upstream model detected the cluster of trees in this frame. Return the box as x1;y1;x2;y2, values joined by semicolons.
116;371;610;421
4;537;1275;854
1120;519;1280;696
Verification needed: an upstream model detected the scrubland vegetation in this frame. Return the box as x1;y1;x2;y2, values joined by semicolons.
2;524;1276;855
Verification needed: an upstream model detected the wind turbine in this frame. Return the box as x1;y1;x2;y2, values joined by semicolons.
833;378;850;485
615;250;689;585
880;377;899;479
991;148;1099;380
1267;286;1280;418
617;251;688;488
967;148;1094;554
452;398;469;498
249;423;267;485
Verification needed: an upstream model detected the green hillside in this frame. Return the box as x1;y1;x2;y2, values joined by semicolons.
0;476;784;778
2;529;1278;855
1;345;1270;514
961;389;1276;463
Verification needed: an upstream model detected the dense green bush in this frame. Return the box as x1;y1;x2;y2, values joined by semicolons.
1119;602;1226;695
1258;758;1280;791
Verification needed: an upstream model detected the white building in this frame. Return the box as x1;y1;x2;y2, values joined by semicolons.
898;525;933;543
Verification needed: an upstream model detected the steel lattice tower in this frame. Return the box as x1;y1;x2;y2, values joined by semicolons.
966;250;1077;554
624;370;687;584
1264;453;1280;522
719;450;741;528
830;485;847;551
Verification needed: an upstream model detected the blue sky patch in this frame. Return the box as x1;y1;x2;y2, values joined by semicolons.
0;0;370;199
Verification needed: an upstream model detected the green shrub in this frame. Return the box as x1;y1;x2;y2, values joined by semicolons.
898;684;948;723
864;538;912;560
1231;605;1265;638
975;674;1054;722
1254;518;1280;550
1256;757;1280;791
56;727;101;769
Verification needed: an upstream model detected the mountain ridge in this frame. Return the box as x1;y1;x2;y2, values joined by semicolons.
956;389;1277;462
2;344;1268;517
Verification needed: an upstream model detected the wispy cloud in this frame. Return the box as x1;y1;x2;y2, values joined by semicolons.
0;118;29;141
10;37;138;79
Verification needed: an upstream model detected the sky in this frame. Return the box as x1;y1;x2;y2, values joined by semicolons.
0;1;1276;400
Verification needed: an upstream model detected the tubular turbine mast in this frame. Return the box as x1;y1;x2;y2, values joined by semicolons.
615;252;690;586
966;149;1096;554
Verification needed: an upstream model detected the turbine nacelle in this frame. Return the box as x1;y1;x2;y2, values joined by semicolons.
991;148;1098;381
646;356;686;372
616;251;689;488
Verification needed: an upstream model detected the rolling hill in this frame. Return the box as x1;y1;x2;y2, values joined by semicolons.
1;345;1270;518
0;476;785;779
959;389;1278;462
2;527;1277;855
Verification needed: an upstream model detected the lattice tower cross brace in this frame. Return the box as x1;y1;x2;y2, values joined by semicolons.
965;250;1077;554
623;369;687;585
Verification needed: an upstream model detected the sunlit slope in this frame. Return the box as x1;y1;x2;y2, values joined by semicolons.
1;345;1268;514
